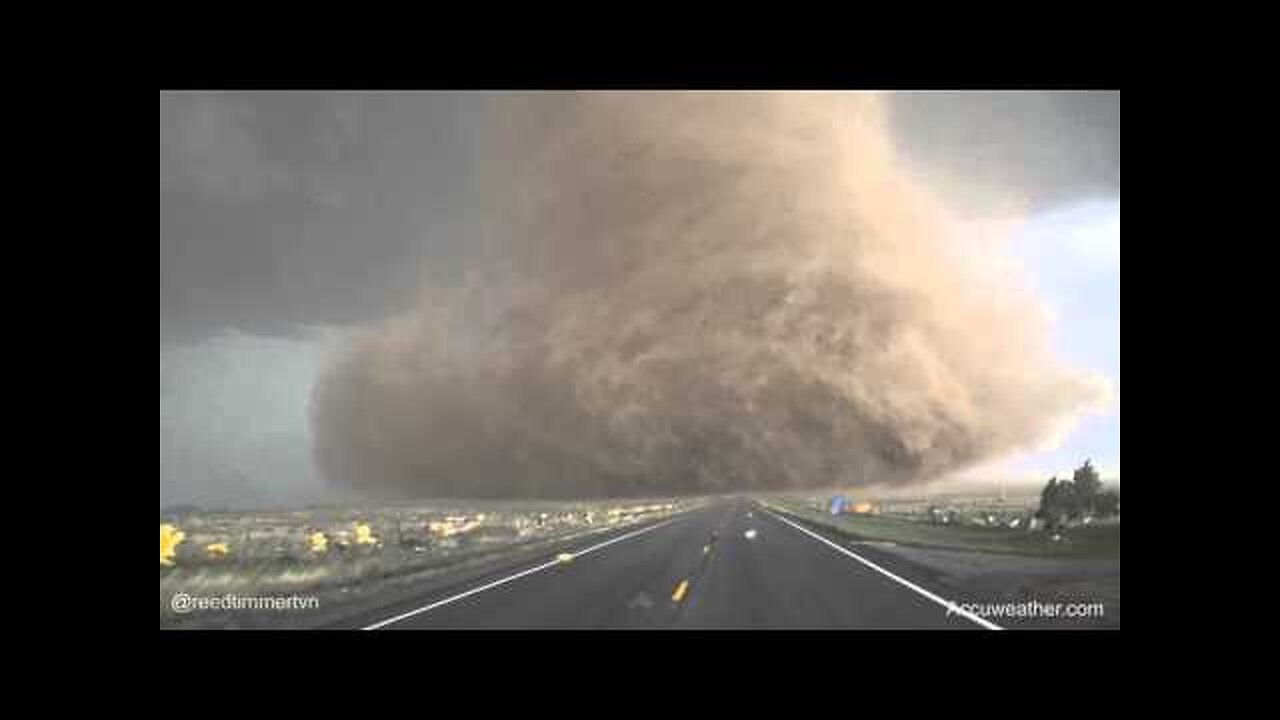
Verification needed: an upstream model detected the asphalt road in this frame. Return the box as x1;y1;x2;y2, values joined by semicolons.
341;498;995;630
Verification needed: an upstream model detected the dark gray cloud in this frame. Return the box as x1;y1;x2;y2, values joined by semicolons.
159;92;496;345
889;91;1119;216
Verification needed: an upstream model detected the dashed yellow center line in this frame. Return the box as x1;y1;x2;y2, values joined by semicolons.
672;579;690;602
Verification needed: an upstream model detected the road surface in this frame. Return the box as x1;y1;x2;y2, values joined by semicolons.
338;498;998;630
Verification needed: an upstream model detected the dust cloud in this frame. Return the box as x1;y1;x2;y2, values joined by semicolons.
310;92;1107;499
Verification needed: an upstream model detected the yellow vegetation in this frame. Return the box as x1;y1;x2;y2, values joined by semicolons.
160;524;185;566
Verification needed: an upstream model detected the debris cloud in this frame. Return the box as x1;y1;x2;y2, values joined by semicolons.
311;92;1107;499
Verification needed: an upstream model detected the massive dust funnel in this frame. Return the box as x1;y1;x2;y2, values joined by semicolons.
311;92;1107;499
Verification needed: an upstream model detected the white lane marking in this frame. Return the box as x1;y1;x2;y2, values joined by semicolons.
362;514;686;630
761;509;1003;631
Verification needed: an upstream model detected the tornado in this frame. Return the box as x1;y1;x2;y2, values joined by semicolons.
310;91;1108;499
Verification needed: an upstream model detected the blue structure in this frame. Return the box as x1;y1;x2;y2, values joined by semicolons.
829;495;848;515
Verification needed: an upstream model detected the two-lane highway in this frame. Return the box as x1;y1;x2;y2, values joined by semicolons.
343;498;996;630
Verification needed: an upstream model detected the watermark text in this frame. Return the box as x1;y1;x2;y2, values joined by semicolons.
946;599;1105;621
170;592;320;615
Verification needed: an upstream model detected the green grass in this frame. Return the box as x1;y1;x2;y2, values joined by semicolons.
764;497;1120;558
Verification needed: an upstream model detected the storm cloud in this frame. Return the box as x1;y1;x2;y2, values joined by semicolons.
160;91;1119;347
159;92;494;346
306;92;1110;499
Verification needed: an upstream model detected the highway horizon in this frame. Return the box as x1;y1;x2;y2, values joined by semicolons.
335;498;1002;630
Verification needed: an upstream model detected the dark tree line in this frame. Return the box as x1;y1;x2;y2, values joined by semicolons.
1036;460;1119;529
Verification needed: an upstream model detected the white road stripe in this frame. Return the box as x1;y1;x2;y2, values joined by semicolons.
761;508;1003;631
362;514;686;630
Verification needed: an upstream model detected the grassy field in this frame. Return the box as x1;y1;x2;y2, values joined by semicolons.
762;495;1120;558
160;498;696;627
758;491;1120;627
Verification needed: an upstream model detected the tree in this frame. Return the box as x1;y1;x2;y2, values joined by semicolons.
1037;476;1073;529
1037;460;1116;526
1094;490;1120;517
1073;459;1103;512
1038;477;1059;517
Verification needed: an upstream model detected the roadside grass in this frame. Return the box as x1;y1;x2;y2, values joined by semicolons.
763;497;1120;558
160;499;693;627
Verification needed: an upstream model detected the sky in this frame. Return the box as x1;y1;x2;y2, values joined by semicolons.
160;329;344;508
159;91;1120;508
1001;200;1120;481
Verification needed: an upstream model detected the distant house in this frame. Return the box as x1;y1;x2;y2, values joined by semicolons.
830;497;876;515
